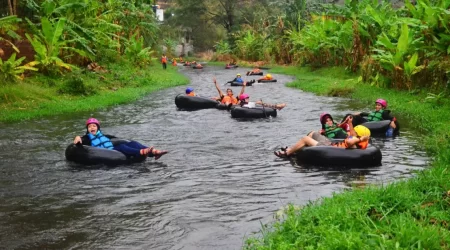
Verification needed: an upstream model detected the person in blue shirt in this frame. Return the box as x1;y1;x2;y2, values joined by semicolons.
73;118;168;160
233;73;244;83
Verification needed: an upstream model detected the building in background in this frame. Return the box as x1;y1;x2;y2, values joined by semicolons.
152;4;164;22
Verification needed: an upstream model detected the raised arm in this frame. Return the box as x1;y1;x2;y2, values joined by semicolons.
345;135;369;148
238;81;246;97
213;77;224;98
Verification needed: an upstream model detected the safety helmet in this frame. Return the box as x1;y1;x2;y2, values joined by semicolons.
86;118;100;129
267;74;272;78
319;112;333;124
237;73;241;76
354;125;371;137
186;87;194;94
239;93;249;101
375;99;387;108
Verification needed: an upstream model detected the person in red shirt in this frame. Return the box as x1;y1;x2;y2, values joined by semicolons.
161;54;168;69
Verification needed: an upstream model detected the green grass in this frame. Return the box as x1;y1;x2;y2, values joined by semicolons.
0;62;188;122
245;66;450;249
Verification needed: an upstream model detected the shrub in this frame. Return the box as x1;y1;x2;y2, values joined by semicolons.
59;76;90;95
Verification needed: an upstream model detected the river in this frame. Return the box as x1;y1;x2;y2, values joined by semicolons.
0;65;429;249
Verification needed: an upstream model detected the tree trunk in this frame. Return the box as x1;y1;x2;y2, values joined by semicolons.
7;0;13;16
13;0;17;16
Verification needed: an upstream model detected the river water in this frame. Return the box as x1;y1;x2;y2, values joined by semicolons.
0;66;429;249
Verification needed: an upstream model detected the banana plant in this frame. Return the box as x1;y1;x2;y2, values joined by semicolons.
372;23;424;89
404;0;450;53
25;17;86;75
125;33;153;67
404;52;425;90
0;53;38;83
214;40;232;55
0;15;22;53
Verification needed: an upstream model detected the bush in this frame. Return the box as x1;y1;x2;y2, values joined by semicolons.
59;76;92;96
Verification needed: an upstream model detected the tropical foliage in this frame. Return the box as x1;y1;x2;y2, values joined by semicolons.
214;0;450;92
1;0;160;79
0;53;38;82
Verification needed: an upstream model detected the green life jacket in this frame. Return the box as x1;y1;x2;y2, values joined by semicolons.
367;110;384;121
324;123;347;139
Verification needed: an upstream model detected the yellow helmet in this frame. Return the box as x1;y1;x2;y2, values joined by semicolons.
354;125;371;137
237;73;241;76
267;74;272;78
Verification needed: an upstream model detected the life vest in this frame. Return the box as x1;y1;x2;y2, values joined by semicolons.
88;131;114;149
235;78;243;83
161;56;167;63
222;95;238;104
187;92;196;97
323;124;347;139
331;138;368;149
367;110;384;121
172;59;177;66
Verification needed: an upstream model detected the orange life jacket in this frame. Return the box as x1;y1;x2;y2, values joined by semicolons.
161;56;167;63
221;95;238;104
172;59;177;66
187;92;196;97
331;138;368;149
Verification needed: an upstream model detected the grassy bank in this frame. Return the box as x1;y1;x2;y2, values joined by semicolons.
245;66;450;249
0;62;188;123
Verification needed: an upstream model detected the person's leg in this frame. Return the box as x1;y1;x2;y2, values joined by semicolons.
275;136;319;158
309;131;331;145
125;141;159;157
114;143;142;157
285;136;318;155
125;141;168;159
126;141;147;149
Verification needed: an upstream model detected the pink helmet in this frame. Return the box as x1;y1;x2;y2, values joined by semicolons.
319;112;333;124
375;99;387;108
239;93;249;101
86;118;100;129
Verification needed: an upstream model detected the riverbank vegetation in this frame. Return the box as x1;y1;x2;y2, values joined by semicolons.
0;62;187;122
189;0;449;94
0;0;187;122
244;65;450;249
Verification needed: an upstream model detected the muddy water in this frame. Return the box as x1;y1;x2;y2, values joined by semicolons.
0;65;428;249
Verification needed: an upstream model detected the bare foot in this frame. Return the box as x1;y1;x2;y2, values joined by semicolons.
152;149;168;160
277;103;286;110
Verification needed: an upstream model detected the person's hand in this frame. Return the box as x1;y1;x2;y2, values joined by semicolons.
346;115;353;124
243;81;247;86
74;136;82;144
213;77;217;84
360;136;370;142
